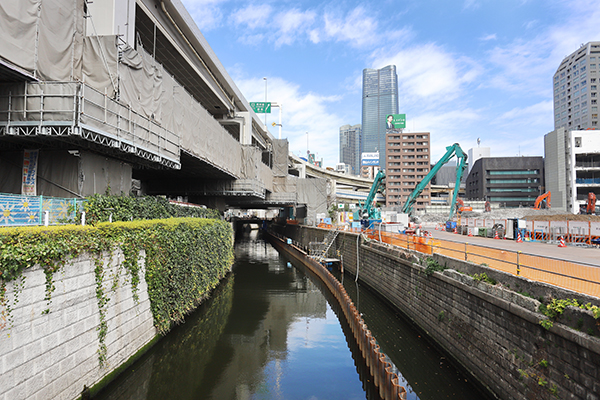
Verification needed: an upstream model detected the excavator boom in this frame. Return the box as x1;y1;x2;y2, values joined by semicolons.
401;143;467;220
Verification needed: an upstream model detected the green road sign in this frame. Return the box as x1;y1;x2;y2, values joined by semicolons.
250;102;272;113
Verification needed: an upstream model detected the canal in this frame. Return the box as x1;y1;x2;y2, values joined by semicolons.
92;230;492;400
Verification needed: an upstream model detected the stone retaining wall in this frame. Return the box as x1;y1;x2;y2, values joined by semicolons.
276;224;600;400
0;251;156;400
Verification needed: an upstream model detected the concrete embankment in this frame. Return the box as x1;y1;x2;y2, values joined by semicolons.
273;224;600;400
0;218;233;400
0;251;156;400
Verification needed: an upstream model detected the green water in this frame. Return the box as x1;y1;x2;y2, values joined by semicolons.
92;230;491;400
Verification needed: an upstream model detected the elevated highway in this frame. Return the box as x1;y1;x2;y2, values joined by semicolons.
0;0;329;221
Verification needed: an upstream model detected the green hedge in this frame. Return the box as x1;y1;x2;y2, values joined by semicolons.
83;194;221;224
0;218;234;336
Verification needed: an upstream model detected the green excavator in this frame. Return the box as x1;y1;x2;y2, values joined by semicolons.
401;143;467;221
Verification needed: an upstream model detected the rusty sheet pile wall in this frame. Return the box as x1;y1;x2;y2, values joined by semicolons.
268;232;407;400
275;224;600;400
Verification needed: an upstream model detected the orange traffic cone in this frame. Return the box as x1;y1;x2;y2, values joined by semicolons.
516;231;522;243
494;230;500;239
454;226;458;234
435;225;439;230
558;236;567;248
468;229;473;237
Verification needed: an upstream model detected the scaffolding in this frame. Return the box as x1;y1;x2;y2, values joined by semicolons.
0;81;181;169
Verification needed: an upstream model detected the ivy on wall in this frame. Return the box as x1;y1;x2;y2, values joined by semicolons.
0;217;234;365
83;194;220;224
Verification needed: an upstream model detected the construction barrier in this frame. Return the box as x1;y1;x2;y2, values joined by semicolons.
459;218;600;245
321;224;600;298
268;231;408;400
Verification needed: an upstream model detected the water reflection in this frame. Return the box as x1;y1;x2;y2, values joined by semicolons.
93;230;370;400
337;270;494;400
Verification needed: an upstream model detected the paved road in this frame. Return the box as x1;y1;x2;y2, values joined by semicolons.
428;229;600;267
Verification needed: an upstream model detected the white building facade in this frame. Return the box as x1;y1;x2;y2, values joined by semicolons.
545;128;600;213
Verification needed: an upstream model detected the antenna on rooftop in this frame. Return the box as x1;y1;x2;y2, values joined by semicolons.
477;137;481;147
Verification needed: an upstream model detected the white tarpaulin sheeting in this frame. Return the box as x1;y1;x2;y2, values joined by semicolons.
82;35;118;97
0;0;83;80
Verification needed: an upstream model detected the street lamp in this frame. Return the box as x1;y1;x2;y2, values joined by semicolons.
263;77;267;128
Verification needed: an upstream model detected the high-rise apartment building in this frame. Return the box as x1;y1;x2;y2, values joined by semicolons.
362;66;399;168
339;124;361;175
553;42;600;131
385;131;431;210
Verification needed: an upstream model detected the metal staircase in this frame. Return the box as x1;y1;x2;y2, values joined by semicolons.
311;229;339;261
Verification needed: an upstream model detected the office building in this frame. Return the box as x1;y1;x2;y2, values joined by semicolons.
467;146;491;175
553;42;600;131
360;152;379;179
385;132;431;210
465;157;544;208
339;124;361;175
362;66;399;168
545;128;600;213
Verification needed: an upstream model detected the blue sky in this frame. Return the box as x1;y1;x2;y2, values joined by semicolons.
181;0;599;166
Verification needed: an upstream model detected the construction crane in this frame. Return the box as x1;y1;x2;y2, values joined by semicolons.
354;170;386;222
532;192;551;210
401;143;467;220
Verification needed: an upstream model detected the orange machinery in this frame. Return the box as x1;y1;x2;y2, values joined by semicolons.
532;192;551;210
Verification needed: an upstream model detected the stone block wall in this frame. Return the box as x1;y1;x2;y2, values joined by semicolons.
0;251;156;400
277;225;600;400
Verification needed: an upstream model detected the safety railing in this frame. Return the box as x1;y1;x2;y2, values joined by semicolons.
0;81;181;169
0;192;85;227
356;228;600;298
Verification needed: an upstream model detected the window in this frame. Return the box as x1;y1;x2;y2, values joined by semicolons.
488;179;539;184
488;170;539;175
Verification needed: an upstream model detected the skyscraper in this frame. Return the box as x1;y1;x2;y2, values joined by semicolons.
339;124;361;175
362;66;399;168
553;42;600;131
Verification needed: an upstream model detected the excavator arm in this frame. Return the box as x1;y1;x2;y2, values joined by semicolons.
532;192;551;210
401;143;467;220
359;170;386;220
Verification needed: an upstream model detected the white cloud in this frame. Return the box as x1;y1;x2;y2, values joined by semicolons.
480;33;496;41
232;4;273;30
273;9;318;47
233;75;346;166
484;0;600;96
492;101;553;128
180;0;228;31
371;43;482;108
322;6;379;48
